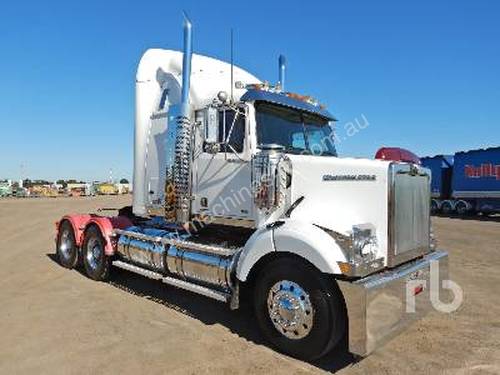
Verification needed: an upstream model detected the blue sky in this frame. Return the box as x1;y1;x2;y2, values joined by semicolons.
0;0;498;181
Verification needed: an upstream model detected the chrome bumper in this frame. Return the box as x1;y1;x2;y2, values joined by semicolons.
337;250;448;356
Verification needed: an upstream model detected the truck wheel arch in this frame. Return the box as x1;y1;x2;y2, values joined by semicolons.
56;214;132;256
84;216;133;255
236;220;347;282
57;214;93;248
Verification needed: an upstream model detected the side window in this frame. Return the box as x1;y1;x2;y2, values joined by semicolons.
218;109;245;153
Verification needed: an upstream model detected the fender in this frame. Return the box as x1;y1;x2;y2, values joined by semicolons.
57;214;92;248
56;214;132;256
236;226;275;282
85;216;133;255
236;219;347;282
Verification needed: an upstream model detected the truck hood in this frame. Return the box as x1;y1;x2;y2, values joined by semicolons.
286;154;391;256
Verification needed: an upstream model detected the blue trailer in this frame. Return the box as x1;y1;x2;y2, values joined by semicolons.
421;155;453;213
422;147;500;215
451;147;500;214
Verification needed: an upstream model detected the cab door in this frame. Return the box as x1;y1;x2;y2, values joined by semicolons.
193;107;254;223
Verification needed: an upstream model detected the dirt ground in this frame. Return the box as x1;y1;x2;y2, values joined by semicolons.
0;195;499;374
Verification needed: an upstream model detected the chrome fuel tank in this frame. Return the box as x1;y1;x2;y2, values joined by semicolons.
166;245;234;288
116;227;239;290
117;227;170;271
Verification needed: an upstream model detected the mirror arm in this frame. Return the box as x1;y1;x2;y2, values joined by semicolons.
227;143;245;162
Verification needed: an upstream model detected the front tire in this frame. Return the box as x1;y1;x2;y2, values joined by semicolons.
254;257;346;361
82;226;110;281
56;221;78;269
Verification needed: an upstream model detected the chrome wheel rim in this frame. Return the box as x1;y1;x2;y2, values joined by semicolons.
267;280;314;339
58;229;73;260
86;237;102;270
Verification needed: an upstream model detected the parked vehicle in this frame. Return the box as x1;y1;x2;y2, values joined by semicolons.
97;183;119;195
14;187;29;198
30;185;59;198
55;17;448;361
420;155;454;214
85;183;97;196
0;183;12;197
422;147;500;215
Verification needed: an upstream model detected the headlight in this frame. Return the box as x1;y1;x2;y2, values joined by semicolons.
317;223;378;263
351;224;377;258
316;223;382;277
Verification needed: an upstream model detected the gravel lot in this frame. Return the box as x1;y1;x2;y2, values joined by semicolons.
0;196;499;374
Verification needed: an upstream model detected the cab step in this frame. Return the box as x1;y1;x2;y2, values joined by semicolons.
112;260;231;303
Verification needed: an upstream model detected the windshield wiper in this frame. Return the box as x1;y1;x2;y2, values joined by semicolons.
318;151;336;156
284;146;309;155
283;147;336;156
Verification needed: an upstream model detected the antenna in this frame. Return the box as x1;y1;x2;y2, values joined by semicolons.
230;28;234;103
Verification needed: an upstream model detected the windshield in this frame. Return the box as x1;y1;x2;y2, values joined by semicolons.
255;101;337;156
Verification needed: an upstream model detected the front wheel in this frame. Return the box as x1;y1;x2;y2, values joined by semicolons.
82;226;110;281
254;257;346;361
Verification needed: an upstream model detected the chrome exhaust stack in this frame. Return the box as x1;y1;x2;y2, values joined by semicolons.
180;13;193;114
278;54;286;91
165;14;194;225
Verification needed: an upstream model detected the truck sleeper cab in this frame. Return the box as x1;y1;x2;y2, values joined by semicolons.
55;17;449;362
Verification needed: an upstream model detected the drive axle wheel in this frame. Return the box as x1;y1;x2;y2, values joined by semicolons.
82;226;110;281
430;200;439;214
56;221;78;269
441;201;454;215
254;257;346;361
455;201;471;216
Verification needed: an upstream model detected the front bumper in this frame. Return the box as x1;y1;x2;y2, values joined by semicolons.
337;250;448;356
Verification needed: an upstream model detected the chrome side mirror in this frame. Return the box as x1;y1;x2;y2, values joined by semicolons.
202;106;220;153
205;106;219;144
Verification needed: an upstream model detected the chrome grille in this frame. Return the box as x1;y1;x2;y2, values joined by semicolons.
388;165;431;267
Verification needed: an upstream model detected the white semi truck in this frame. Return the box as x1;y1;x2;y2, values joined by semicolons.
55;17;448;360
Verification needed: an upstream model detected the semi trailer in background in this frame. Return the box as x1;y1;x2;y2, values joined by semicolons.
54;16;448;361
422;147;500;215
